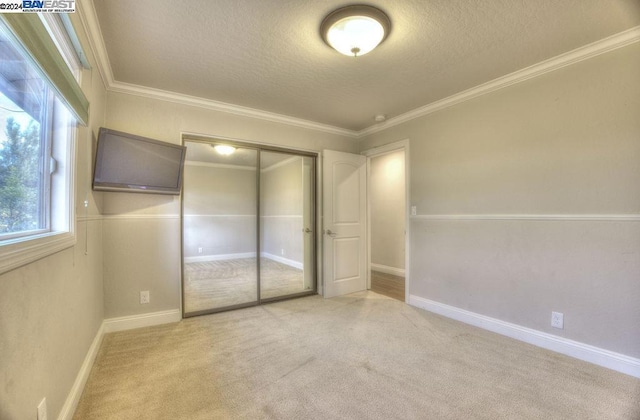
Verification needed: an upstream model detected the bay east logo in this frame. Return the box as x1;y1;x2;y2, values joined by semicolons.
22;0;75;12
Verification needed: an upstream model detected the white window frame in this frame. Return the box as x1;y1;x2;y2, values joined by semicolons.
0;20;80;275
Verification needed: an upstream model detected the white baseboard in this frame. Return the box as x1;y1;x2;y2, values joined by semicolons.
409;295;640;379
57;323;105;420
371;263;405;277
184;252;256;263
261;252;303;270
59;309;181;418
185;252;303;269
103;309;182;333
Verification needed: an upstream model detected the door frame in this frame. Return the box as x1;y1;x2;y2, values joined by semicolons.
361;139;410;303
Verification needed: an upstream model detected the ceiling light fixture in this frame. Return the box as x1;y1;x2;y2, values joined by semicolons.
320;5;391;57
213;145;236;155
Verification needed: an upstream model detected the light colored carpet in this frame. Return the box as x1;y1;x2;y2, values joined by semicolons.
73;292;640;420
184;257;308;313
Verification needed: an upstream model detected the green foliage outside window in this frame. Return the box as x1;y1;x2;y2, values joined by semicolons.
0;116;42;234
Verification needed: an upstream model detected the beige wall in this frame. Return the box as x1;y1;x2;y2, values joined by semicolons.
360;43;640;358
102;92;357;318
370;150;406;271
0;13;107;420
183;154;308;268
261;156;304;263
183;164;257;259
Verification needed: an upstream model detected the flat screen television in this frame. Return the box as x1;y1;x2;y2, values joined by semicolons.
93;128;187;195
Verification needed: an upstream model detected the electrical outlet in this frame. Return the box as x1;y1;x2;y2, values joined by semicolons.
140;290;150;304
281;248;285;256
198;247;203;254
37;398;47;420
551;311;564;329
411;206;417;216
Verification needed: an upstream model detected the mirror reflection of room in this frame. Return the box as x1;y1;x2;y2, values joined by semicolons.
182;141;315;316
260;151;314;299
182;142;259;314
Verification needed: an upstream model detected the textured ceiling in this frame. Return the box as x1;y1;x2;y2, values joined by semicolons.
92;0;640;131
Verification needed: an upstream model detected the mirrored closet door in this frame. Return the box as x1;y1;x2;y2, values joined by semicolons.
260;151;315;301
182;140;316;317
182;142;258;315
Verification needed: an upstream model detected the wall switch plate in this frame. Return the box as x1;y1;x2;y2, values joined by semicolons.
37;398;47;420
411;206;417;216
140;291;150;304
551;311;564;329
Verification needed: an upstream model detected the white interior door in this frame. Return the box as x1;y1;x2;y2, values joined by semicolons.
323;150;367;298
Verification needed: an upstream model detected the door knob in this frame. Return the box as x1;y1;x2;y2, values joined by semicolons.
325;229;336;237
303;228;312;233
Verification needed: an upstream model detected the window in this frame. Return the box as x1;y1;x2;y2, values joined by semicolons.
0;16;85;274
0;48;52;240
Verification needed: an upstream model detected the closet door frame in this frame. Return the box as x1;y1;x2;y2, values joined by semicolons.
180;136;317;318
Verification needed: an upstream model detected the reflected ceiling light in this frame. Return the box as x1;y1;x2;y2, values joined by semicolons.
213;144;236;155
320;5;391;57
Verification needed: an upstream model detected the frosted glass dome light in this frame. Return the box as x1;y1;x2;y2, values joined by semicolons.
213;145;236;155
321;5;391;57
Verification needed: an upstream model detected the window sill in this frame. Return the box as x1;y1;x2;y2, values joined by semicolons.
0;230;76;275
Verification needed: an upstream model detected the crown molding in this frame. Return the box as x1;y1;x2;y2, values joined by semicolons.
360;25;640;137
77;0;114;89
77;0;357;138
77;1;639;141
108;80;359;138
260;155;300;173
